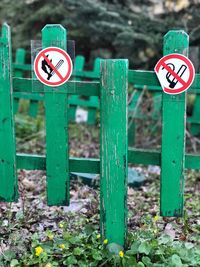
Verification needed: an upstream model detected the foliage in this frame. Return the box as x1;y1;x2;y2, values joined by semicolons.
0;220;199;266
1;0;200;69
0;114;199;266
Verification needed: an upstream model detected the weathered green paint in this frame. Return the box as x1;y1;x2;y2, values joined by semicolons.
28;99;38;117
152;92;162;120
17;153;100;173
69;55;85;121
160;31;188;217
12;53;200;135
100;59;128;246
14;48;26;77
13;49;38;117
13;63;31;71
87;58;101;125
0;24;18;201
129;70;200;91
16;148;200;174
15;78;100;96
13;48;26;114
190;95;200;135
42;24;69;206
128;90;141;146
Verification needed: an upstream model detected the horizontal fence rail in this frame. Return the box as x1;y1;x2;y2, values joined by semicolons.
16;150;200;172
1;23;200;247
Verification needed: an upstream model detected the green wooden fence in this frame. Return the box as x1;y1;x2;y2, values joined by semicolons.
12;48;200;146
1;23;200;246
13;48;100;124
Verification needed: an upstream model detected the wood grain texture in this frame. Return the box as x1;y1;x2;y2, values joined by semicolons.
16;149;200;173
100;59;128;246
13;78;100;96
0;24;18;201
161;30;188;217
68;55;85;121
13;48;26;114
42;24;70;206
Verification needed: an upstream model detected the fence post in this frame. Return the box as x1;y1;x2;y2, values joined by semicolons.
14;48;26;77
0;23;18;201
100;59;128;246
87;58;101;125
161;31;188;216
42;24;70;205
13;48;26;114
68;55;85;122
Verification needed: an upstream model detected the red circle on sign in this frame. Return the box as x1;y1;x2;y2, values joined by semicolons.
155;53;195;94
34;47;73;86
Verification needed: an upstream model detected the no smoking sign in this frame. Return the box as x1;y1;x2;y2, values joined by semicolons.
154;53;195;95
34;47;73;87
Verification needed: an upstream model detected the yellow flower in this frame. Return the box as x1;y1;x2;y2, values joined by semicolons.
59;223;64;228
47;233;54;240
35;246;43;256
96;234;101;239
103;239;108;245
153;215;159;222
45;263;52;267
119;250;124;258
153;229;158;234
59;243;65;249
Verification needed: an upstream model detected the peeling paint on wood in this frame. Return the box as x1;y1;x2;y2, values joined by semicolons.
0;23;18;201
42;25;70;206
160;30;188;217
100;59;128;246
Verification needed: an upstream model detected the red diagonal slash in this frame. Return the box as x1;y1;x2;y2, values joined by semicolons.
41;52;64;81
161;62;187;87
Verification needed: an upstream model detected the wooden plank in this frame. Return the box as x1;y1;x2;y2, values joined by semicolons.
63;68;200;91
68;55;85;121
16;153;100;173
190;95;200;135
87;58;101;125
13;48;26;114
14;92;44;101
14;48;26;77
0;24;18;201
28;99;38;117
16;150;200;172
74;70;99;79
128;148;160;166
129;70;200;91
128;90;141;146
13;78;100;96
69;98;99;108
42;24;69;206
13;74;200;94
13;63;31;71
100;59;128;246
160;31;188;217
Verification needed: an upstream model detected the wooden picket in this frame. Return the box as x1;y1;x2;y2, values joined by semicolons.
161;30;188;217
1;23;200;247
0;23;18;201
12;49;200;137
100;59;128;246
42;25;70;206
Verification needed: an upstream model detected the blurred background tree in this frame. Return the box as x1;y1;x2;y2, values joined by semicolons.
0;0;200;69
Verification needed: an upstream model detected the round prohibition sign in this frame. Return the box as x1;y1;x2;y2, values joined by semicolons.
154;53;195;95
34;47;73;87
